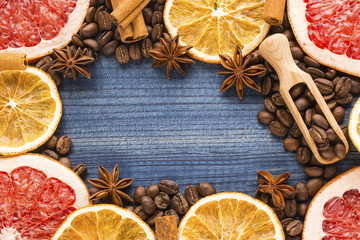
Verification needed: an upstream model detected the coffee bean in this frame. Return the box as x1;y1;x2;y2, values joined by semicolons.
56;136;71;155
105;0;112;10
86;7;96;22
162;33;172;43
257;111;275;125
271;24;284;33
172;193;189;215
283;29;294;40
45;135;58;150
134;186;146;204
147;210;164;226
336;93;353;105
125;205;134;212
154;3;164;11
143;8;153;25
79;22;88;38
331;106;345;123
157;0;166;4
309;125;327;144
97;0;104;4
147;184;159;199
272;82;280;92
102;40;119;56
255;190;270;204
114;27;121;41
159;180;179;195
270;121;288;137
317;139;330;151
290;122;302;138
283;138;300;152
129;43;142;61
281;218;294;230
264;61;274;73
73;163;87;178
272;207;285;220
297;203;308;217
295;60;306;71
312;114;329;129
334;143;347;160
286;220;303;237
271;92;285;107
81;22;99;38
314;78;333;95
340;125;349;139
303;166;324;178
154;192;170;210
151;24;164;41
197;182;216;197
284;199;297;218
295;97;310;111
304;108;314;126
320;146;336;160
307;178;323;197
303;56;320;68
59;157;72;169
146;25;153;35
164;209;179;225
134;206;149;220
153;41;162;49
249;50;262;65
323;164;337;180
276;109;294;127
306;67;325;79
290;84;304;100
151;11;163;27
260;77;272;96
98;11;112;30
295;182;308;202
141;38;152;58
290;46;304;60
264;98;277;113
325;128;338;142
89;0;97;6
71;34;84;48
305;89;315;102
184;185;200;205
141;196;156;215
296;147;311;165
310;154;323;166
98;31;114;46
115;45;130;64
323;91;335;102
335;77;351;97
84;39;100;52
350;77;360;94
42;149;59;160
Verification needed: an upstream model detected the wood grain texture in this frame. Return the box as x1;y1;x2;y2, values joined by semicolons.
55;57;360;199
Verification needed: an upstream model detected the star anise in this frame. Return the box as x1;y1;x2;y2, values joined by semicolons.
50;46;95;80
87;164;134;207
257;171;297;210
149;35;195;80
218;46;266;100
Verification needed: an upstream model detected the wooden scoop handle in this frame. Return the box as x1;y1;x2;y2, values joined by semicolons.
259;34;349;164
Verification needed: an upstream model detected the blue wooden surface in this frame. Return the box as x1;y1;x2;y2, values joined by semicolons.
55;56;360;198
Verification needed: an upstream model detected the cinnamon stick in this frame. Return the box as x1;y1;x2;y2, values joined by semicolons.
131;12;148;42
118;0;150;28
118;25;134;43
263;0;286;25
0;53;28;71
155;216;177;240
110;0;143;27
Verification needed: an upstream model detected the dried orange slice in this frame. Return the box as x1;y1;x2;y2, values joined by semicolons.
348;97;360;152
163;0;270;63
52;204;155;240
178;192;285;239
0;67;62;156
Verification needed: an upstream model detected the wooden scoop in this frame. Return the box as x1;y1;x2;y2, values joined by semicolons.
259;34;349;164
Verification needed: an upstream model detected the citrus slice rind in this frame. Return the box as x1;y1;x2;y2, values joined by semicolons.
178;192;285;240
0;0;89;61
52;204;155;240
0;67;62;156
288;0;360;77
303;166;360;239
163;0;270;64
349;97;360;152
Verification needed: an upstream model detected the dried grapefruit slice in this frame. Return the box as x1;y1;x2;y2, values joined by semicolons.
178;192;284;239
0;154;90;240
0;67;62;156
52;204;155;240
303;166;360;240
163;0;270;63
0;0;89;61
288;0;360;77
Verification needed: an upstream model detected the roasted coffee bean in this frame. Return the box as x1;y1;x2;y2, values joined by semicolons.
327;100;337;111
97;0;104;4
71;34;84;48
334;143;347;160
36;56;54;72
264;61;274;73
351;77;360;94
42;149;59;160
159;180;179;195
134;186;146;204
306;67;325;79
290;84;304;100
297;203;308;217
261;77;272;96
151;24;164;41
125;205;134;212
59;157;72;169
286;220;303;236
153;41;162;49
105;0;112;10
164;209;179;225
88;187;100;196
115;45;130;64
89;0;97;6
323;164;337;180
304;108;314;126
185;185;200;205
326;128;338;142
296;147;311;165
152;11;163;26
162;33;172;43
272;82;280;92
337;93;353;105
305;89;315;102
249;50;262;65
146;25;152;35
154;3;164;11
309;125;327;144
295;182;308;202
296;60;307;71
79;22;88;38
81;22;99;38
332;76;340;86
284;199;297;218
143;8;153;25
283;29;294;40
303;56;320;68
147;210;164;226
86;7;96;22
317;139;330;151
97;11;112;30
141;196;156;215
287;235;302;240
281;218;294;229
98;31;114;46
271;92;285;107
56;136;71;155
129;43;142;61
340;125;349;139
141;38;152;58
307;178;323;197
270;73;279;81
172;193;189;215
290;122;302;138
310;154;323;166
114;27;121;41
102;40;119;56
271;24;284;33
272;207;285;220
154;192;170;210
147;184;159;199
312;114;329;129
335;76;352;97
323;91;335;102
45;135;58;150
157;0;166;4
255;190;270;204
197;182;216;197
276;109;294;127
73;163;88;178
290;46;304;60
283;138;300;153
320;146;336;160
134;206;149;220
331;106;345;123
314;78;333;95
303;167;324;178
264;98;277;113
257;111;275;125
295;97;310;111
83;38;100;51
270;121;288;137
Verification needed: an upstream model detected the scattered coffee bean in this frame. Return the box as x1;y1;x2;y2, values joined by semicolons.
185;185;200;205
151;11;163;27
154;192;170;210
295;182;308;202
323;164;338;180
115;45;130;64
297;203;308;217
295;97;310;111
325;69;336;80
81;22;99;38
86;6;96;22
264;98;277;113
351;77;360;94
271;92;285;107
71;34;84;48
306;67;325;79
102;40;119;56
312;114;329;129
141;196;156;215
290;46;304;60
296;147;311;165
286;220;303;236
197;182;216;197
290;84;304;100
283;138;300;152
129;43;142;61
332;106;345;123
125;205;135;212
45;135;58;150
59;157;72;169
83;39;100;52
326;128;338;142
257;111;275;125
303;167;324;178
147;184;159;199
171;193;189;215
134;206;149;220
261;77;273;95
141;38;152;58
336;93;353;105
42;149;59;160
73;163;88;178
147;210;164;226
335;77;351;97
143;8;153;25
281;218;294;229
272;207;285;220
151;24;164;41
290;122;302;138
255;190;270;204
56;136;72;155
303;56;320;68
269;121;288;137
309;125;327;144
334;143;347;160
306;178;323;197
134;186;147;204
159;180;179;195
97;11;112;31
164;209;179;225
98;31;114;46
320;146;336;160
284;199;297;218
277;109;294;127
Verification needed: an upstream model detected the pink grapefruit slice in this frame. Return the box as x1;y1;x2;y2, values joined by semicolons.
0;0;89;62
288;0;360;77
0;154;90;240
